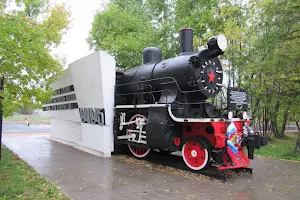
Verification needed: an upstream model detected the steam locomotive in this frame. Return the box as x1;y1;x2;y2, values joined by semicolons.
113;28;268;170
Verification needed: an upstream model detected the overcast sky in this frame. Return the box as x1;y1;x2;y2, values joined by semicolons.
51;0;107;68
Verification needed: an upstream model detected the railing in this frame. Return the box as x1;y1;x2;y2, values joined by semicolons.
115;76;229;119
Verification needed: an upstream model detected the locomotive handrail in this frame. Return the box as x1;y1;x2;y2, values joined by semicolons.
115;78;227;105
115;89;211;105
115;76;223;96
116;76;222;94
115;75;228;119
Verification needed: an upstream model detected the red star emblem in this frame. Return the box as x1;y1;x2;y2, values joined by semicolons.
208;70;215;83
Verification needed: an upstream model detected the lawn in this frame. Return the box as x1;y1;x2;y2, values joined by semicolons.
0;146;69;200
3;114;51;124
255;133;300;161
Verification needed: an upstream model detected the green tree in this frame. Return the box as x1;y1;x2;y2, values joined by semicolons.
88;0;300;146
243;0;300;138
87;0;156;69
290;98;300;153
0;0;71;117
174;0;219;46
88;0;227;69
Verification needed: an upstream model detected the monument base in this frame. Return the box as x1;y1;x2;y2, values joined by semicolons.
42;51;116;158
50;136;111;157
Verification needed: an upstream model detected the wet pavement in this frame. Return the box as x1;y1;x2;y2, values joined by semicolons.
2;133;300;200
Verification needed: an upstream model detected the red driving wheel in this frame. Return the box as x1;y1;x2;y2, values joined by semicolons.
182;140;209;170
127;114;150;158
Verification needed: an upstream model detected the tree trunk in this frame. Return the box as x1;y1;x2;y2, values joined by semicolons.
271;120;278;137
0;77;4;160
259;119;262;135
294;121;300;154
272;100;281;138
264;109;267;136
278;109;289;138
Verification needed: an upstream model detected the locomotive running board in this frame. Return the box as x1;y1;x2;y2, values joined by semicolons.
115;104;168;108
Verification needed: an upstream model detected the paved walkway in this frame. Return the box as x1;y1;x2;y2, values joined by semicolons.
2;134;300;200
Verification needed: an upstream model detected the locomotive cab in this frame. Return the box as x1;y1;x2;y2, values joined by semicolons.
113;27;268;171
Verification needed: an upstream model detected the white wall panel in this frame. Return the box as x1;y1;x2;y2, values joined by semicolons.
41;50;116;157
51;118;82;142
42;109;81;123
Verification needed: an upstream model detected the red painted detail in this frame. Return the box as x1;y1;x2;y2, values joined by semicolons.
128;145;148;156
183;121;228;148
182;140;208;169
232;121;244;133
173;137;181;146
214;134;226;148
180;27;194;31
244;120;251;125
182;119;253;149
232;119;252;133
211;122;227;148
217;147;250;170
182;119;254;170
217;120;252;170
183;122;215;146
208;70;215;83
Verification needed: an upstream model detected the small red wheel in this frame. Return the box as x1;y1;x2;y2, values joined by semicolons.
128;145;150;158
182;140;209;170
127;114;150;158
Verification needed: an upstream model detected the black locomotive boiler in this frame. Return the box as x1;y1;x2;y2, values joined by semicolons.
113;28;268;170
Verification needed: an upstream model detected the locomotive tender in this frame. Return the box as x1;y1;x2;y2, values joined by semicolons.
113;28;268;170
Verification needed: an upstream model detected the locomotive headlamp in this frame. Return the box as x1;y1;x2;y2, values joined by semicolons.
242;112;248;120
207;34;227;52
228;111;233;120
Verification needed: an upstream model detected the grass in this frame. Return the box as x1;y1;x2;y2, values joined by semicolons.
3;114;51;124
255;133;300;161
0;145;69;200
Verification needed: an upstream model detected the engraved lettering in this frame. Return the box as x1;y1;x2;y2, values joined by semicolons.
78;108;105;126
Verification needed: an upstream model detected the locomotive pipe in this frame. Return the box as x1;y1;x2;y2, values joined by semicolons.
179;28;194;53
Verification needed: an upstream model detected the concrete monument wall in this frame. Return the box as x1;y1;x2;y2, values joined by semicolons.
41;51;116;157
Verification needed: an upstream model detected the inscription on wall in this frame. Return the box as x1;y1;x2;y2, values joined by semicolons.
79;108;105;126
54;85;74;95
43;103;79;111
43;85;106;126
50;94;76;104
43;85;78;111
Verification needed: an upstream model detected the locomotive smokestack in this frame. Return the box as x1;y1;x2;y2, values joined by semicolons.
179;28;194;53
